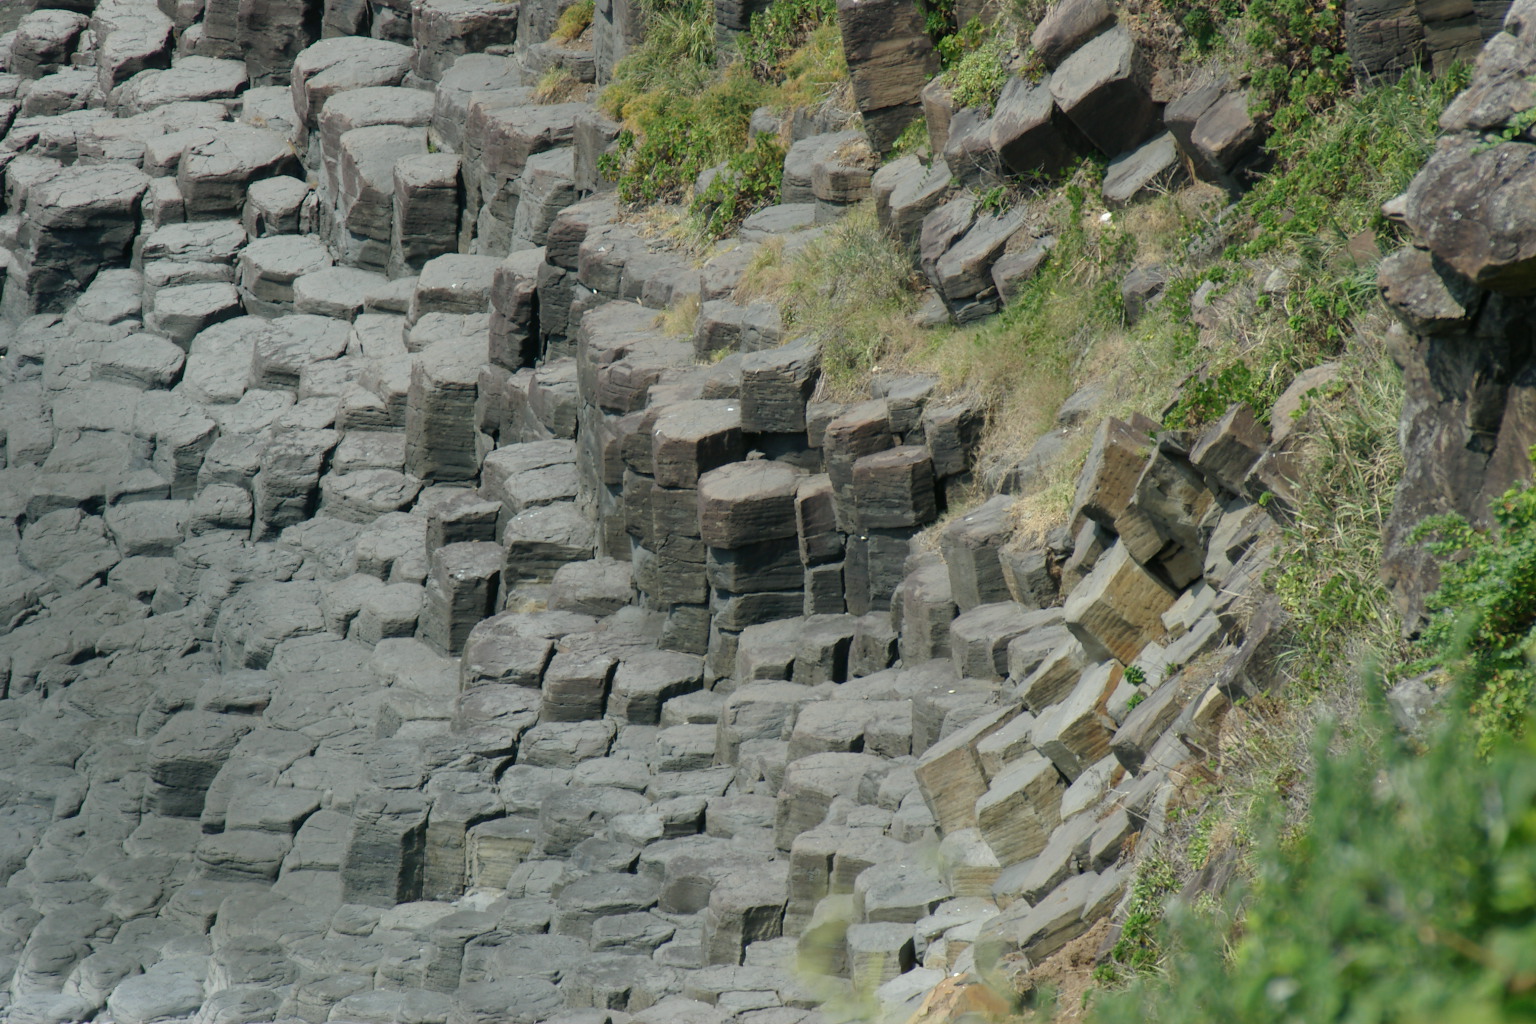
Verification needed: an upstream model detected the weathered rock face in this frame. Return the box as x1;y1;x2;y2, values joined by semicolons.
1347;0;1509;76
1380;0;1536;625
835;0;939;153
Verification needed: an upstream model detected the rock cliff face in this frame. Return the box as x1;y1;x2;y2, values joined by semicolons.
1380;0;1536;626
0;0;1445;1022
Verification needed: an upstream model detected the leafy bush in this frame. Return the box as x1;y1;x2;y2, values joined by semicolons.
944;23;1009;113
1165;360;1277;429
918;0;959;52
604;70;772;205
1093;701;1536;1024
688;134;786;238
738;0;837;81
598;0;842;226
1244;0;1351;129
1093;857;1178;984
1413;469;1536;753
1230;68;1459;350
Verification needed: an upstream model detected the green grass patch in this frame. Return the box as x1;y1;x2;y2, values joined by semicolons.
599;0;845;238
943;19;1010;112
551;0;593;43
737;204;923;392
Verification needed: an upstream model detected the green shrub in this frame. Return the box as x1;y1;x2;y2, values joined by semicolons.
738;0;837;81
1165;360;1277;430
944;23;1009;113
598;0;842;210
689;134;786;239
918;0;958;53
1226;68;1459;352
602;67;772;206
1413;467;1536;753
1093;857;1179;985
1092;702;1536;1024
889;116;930;158
1244;0;1351;129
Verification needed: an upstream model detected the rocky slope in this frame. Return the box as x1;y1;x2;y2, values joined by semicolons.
0;0;1481;1022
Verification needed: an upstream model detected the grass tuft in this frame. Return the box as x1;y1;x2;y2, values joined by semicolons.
551;0;594;43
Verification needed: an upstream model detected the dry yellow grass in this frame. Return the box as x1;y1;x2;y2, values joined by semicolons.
533;68;591;104
656;292;701;339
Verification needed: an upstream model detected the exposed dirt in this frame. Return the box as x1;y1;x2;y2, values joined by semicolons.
1012;919;1115;1023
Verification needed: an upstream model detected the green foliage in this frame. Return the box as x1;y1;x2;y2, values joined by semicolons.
756;204;921;391
918;0;958;51
1239;69;1453;257
1413;470;1536;753
688;135;786;239
1094;857;1179;984
977;184;1015;215
1171;0;1242;51
1180;6;1220;49
602;70;772;205
602;0;716;107
1507;97;1536;136
889;116;931;159
1244;0;1351;130
943;23;1009;112
1267;352;1403;687
1227;68;1459;351
1125;665;1147;687
1125;691;1147;711
598;0;844;211
1093;705;1536;1024
551;0;594;43
1165;360;1277;430
738;0;837;81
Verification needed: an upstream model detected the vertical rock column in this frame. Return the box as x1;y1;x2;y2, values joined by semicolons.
835;0;940;153
239;0;325;85
405;339;483;484
341;790;431;907
698;460;805;680
3;165;150;318
420;541;503;655
823;401;901;616
640;400;745;658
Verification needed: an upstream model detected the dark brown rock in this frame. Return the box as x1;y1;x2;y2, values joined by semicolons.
698;460;802;549
852;446;938;529
835;0;940;153
1047;26;1157;158
1404;136;1536;295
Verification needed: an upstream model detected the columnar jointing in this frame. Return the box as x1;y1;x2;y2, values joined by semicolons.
0;1;1307;1021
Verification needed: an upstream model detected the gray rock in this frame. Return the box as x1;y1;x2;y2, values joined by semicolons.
413;0;519;85
105;972;205;1024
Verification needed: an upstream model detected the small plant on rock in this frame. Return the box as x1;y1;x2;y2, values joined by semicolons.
1412;461;1536;754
